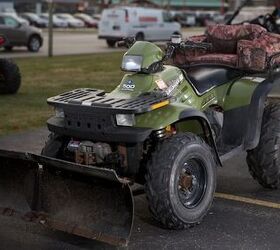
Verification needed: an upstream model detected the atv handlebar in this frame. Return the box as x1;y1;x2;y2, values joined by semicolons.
180;41;212;50
164;40;212;60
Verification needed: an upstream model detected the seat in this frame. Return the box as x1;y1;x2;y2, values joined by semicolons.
182;65;243;95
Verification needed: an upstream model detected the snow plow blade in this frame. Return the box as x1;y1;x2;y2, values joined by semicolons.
0;149;134;247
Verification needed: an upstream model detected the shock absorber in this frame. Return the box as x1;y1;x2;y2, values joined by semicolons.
154;125;176;140
154;128;167;139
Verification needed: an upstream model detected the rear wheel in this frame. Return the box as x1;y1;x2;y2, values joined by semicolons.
0;59;21;94
145;133;216;229
4;46;13;51
27;35;41;52
247;103;280;189
106;40;116;48
135;32;144;41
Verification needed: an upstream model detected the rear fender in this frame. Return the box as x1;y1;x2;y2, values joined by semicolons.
244;77;278;150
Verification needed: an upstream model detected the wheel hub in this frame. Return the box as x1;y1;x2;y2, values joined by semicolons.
179;172;193;191
177;160;207;209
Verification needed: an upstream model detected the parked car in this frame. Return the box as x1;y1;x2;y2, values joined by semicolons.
99;7;181;47
0;5;18;18
20;13;48;28
0;14;43;52
56;13;84;28
174;12;196;27
74;13;98;28
40;13;68;28
195;11;212;26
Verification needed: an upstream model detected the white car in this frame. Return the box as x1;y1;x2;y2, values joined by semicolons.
40;13;68;28
56;14;85;28
98;7;181;47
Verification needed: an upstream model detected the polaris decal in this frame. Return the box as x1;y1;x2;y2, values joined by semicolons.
122;80;135;91
155;79;167;90
165;74;184;95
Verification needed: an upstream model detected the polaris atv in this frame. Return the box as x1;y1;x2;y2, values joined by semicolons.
1;24;280;247
0;35;21;94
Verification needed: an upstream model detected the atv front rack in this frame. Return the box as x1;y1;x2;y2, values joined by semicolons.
47;88;172;114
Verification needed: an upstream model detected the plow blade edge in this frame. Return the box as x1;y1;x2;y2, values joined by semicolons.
0;150;134;247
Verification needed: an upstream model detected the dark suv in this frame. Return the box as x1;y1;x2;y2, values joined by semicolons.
0;14;43;52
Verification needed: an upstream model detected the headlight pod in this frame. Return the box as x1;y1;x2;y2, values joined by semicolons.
55;107;65;118
121;55;142;72
116;114;135;126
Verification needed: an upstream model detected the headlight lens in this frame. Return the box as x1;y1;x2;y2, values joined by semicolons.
116;114;135;126
121;55;142;72
55;107;65;118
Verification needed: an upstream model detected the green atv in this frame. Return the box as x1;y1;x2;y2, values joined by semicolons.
0;35;21;94
1;25;280;247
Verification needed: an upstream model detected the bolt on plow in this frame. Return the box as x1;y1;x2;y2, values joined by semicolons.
0;150;133;247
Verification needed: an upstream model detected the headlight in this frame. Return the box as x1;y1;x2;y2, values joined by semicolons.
116;114;135;126
121;55;142;72
55;107;65;118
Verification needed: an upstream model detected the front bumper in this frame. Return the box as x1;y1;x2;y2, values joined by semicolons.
47;116;152;143
46;88;172;143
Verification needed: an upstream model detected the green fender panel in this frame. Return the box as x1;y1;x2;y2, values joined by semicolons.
223;77;259;111
135;103;187;129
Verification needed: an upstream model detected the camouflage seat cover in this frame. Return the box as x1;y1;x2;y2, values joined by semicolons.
174;24;280;71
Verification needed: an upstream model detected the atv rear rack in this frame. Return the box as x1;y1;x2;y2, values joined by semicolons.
47;88;173;114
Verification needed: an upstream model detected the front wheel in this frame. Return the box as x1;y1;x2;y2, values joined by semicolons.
145;133;217;229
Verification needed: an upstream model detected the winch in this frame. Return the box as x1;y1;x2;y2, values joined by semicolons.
67;140;112;165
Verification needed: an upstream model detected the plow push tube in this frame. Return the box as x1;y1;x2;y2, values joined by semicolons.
0;149;134;247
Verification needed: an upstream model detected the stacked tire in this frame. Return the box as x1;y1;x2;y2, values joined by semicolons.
0;59;21;94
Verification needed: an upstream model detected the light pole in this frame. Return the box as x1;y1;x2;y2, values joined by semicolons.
47;0;54;57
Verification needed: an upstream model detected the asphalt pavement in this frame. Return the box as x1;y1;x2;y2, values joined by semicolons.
0;29;202;58
0;128;280;249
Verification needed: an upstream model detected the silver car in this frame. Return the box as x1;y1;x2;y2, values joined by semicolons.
40;13;68;28
0;14;43;52
56;13;85;28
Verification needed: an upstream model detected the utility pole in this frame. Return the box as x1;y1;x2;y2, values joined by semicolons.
221;0;225;14
47;0;54;57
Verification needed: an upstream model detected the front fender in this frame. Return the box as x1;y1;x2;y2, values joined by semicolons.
179;109;222;167
135;103;187;129
135;104;222;166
